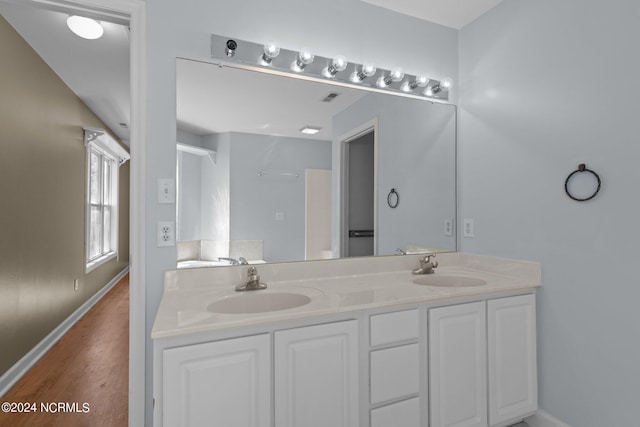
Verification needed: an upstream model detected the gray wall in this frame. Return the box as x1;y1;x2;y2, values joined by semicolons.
146;0;457;421
458;1;640;425
333;93;457;256
229;132;331;262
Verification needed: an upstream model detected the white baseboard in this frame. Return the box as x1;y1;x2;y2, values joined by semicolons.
525;410;571;427
0;267;129;397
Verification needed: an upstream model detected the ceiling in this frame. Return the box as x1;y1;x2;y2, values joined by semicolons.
360;0;505;29
0;0;503;145
0;1;131;144
177;60;367;141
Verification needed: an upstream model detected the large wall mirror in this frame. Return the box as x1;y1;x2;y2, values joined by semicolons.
175;57;456;267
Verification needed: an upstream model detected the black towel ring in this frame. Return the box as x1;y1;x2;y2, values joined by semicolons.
387;188;399;208
564;164;601;202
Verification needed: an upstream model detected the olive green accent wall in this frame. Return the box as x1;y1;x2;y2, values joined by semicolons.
0;15;129;377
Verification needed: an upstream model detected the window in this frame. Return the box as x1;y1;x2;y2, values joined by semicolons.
84;128;129;272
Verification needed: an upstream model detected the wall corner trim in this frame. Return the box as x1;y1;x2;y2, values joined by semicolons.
0;267;130;398
525;410;572;427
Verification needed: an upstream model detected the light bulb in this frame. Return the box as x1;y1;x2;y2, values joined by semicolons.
350;63;377;83
292;47;315;72
261;42;280;65
66;15;104;40
322;55;348;78
440;77;453;90
424;86;434;97
401;73;430;92
416;74;430;87
376;67;404;88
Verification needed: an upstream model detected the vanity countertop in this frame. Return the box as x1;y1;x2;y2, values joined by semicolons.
152;252;540;339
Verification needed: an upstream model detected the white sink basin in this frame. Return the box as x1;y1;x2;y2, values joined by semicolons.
412;275;487;287
207;292;312;314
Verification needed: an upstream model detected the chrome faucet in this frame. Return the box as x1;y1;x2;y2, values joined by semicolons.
395;248;407;255
235;266;267;291
219;257;249;265
412;254;438;275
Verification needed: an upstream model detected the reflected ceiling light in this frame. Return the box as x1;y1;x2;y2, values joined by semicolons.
322;55;348;78
350;63;377;83
66;15;104;40
292;47;315;72
401;74;429;92
376;67;404;88
260;43;280;65
300;126;322;135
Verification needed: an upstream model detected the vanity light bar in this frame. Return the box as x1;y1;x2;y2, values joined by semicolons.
210;34;452;101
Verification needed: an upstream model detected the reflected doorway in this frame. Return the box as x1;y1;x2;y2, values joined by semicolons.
343;128;375;257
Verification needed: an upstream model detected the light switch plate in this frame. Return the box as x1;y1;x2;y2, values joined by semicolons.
157;178;175;204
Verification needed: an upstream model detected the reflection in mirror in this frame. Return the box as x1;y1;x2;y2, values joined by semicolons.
175;58;456;267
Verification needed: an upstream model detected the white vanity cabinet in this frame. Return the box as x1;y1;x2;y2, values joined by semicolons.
162;333;271;427
488;294;537;426
156;294;537;427
428;295;538;427
429;301;488;427
369;308;422;427
274;320;359;427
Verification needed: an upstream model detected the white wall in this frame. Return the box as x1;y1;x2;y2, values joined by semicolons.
229;132;331;262
458;1;640;425
146;0;457;423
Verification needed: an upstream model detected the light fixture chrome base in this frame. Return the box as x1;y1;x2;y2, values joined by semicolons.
210;34;450;102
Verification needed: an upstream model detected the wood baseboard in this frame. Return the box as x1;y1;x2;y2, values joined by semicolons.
0;267;129;397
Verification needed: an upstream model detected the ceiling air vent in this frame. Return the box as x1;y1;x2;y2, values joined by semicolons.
321;92;340;103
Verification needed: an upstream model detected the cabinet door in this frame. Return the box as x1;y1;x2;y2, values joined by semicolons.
275;320;359;427
488;294;537;425
429;302;487;427
163;334;270;427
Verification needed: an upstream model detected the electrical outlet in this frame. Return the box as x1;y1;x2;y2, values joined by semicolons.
157;221;175;247
74;279;79;291
463;218;474;238
275;211;285;221
444;219;453;236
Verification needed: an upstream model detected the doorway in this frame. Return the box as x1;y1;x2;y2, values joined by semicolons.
340;119;378;258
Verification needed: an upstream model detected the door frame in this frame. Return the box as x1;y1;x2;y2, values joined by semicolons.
337;118;379;258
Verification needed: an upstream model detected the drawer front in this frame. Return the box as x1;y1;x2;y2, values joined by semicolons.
370;309;419;346
370;343;420;404
371;397;421;427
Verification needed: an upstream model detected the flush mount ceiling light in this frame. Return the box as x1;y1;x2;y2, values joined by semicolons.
66;15;104;40
209;34;453;101
300;126;322;135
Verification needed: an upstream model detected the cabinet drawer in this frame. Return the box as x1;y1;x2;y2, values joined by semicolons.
370;343;420;404
371;397;420;427
370;309;419;346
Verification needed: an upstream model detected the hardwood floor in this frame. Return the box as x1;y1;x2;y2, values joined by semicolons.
0;274;129;427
